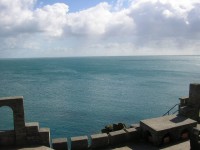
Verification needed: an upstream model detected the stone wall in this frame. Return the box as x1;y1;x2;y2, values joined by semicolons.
0;130;15;146
0;96;50;147
52;127;140;150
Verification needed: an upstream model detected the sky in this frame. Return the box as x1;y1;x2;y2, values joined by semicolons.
0;0;200;58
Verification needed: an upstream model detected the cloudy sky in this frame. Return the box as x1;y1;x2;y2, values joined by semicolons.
0;0;200;58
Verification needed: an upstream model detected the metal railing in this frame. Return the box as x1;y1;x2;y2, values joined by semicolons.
163;103;179;116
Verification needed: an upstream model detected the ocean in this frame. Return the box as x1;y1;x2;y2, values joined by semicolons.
0;56;200;138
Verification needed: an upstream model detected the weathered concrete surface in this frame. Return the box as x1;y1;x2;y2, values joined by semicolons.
91;133;109;149
140;114;197;145
71;136;88;150
52;138;68;150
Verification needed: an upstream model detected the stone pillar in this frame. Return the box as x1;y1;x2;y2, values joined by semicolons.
189;84;200;121
189;83;200;106
13;97;26;145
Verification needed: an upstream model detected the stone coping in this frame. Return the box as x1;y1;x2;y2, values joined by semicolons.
0;96;23;101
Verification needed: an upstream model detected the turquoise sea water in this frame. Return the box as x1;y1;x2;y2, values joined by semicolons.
0;56;200;138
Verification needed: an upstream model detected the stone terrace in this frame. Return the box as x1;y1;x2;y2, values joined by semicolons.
1;83;200;150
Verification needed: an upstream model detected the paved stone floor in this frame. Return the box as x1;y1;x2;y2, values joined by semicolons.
1;141;190;150
105;141;190;150
1;146;53;150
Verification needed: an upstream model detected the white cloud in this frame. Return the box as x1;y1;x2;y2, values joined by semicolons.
0;0;34;36
0;0;200;58
33;3;68;36
162;9;173;18
66;3;112;35
64;2;134;36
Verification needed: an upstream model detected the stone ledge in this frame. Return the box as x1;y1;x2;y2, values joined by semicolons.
0;96;23;101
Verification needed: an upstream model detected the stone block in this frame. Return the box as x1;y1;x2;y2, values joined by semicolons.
71;136;88;150
52;138;68;150
124;128;138;141
91;133;109;149
39;128;51;147
25;122;39;136
108;130;127;145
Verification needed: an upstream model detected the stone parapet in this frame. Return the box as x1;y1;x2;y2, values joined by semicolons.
108;130;127;146
91;133;109;149
71;136;88;150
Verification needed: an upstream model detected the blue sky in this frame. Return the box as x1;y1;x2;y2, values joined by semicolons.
0;0;200;58
36;0;115;12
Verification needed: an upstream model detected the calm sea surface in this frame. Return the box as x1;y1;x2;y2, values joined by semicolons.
0;56;200;138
